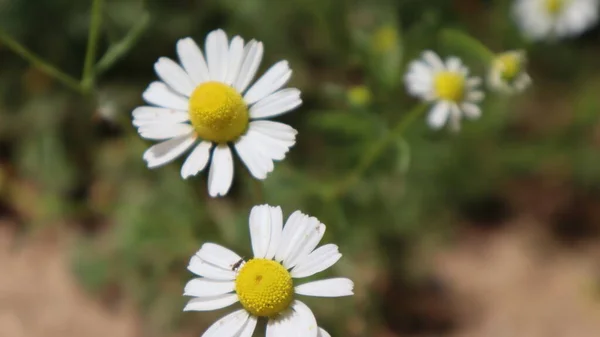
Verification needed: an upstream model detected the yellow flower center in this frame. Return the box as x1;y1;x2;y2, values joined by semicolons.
545;0;565;15
188;81;249;143
235;259;294;317
495;53;521;82
347;85;372;107
433;71;465;102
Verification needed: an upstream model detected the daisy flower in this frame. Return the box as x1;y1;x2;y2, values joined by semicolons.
404;51;484;131
513;0;599;40
184;204;353;337
488;50;532;94
133;29;301;197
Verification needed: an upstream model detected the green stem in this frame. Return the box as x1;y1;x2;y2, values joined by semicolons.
0;29;83;93
82;0;104;92
95;12;150;77
440;28;495;63
331;103;427;198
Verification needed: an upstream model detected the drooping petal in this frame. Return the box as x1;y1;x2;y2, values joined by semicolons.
183;293;239;312
249;88;302;119
234;133;273;180
181;141;213;179
208;144;234;197
234;40;264;93
234;315;258;337
188;255;236;281
142;133;197;168
184;278;235;297
244;61;292;105
295;278;354;297
201;309;249;337
266;310;295;337
143;81;189;110
176;37;211;84
291;244;341;278
427;101;450;129
154;57;196;97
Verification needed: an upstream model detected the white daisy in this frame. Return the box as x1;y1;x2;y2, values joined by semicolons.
404;51;484;131
488;50;532;94
133;29;302;197
183;204;353;337
513;0;599;40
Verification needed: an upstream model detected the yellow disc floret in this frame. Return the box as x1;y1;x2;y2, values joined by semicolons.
188;81;249;143
235;259;294;317
495;53;522;82
545;0;565;15
434;71;465;102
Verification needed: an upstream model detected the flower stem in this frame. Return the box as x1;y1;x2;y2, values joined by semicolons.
81;0;104;92
331;103;427;198
95;12;150;77
0;29;83;93
440;28;495;63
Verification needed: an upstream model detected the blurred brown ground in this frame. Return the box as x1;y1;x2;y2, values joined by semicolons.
2;215;600;337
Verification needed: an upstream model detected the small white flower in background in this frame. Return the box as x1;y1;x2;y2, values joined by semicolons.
404;51;484;131
488;50;532;94
133;29;302;197
184;204;353;337
513;0;599;41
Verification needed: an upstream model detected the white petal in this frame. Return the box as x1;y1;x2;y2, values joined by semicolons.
154;57;195;97
283;217;325;269
249;88;302;119
461;102;481;119
290;300;318;337
184;278;235;297
225;36;245;85
206;29;229;82
234;40;264;93
249;204;272;258
244;61;292;105
234;134;272;180
265;206;283;260
318;328;331;337
201;309;249;337
188;255;236;281
427;101;450;129
143;81;189;110
183;293;239;312
138;123;194;140
275;211;306;263
291;244;341;278
208;144;234;197
445;56;462;72
197;243;243;270
249;120;298;142
467;77;482;88
142;133;196;168
181;141;213;179
467;90;485;102
176;37;210;84
234;315;258;337
422;50;445;70
266;310;295;337
295;278;354;297
132;106;189;127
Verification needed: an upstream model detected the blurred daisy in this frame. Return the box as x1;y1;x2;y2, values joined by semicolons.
513;0;599;40
488;50;532;94
133;29;301;197
184;204;353;337
405;51;484;131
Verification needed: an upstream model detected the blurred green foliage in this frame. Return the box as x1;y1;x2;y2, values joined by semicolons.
1;0;600;336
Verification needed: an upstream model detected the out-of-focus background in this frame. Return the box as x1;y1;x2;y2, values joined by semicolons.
1;0;600;336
